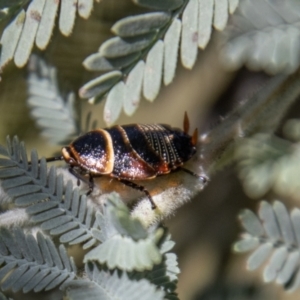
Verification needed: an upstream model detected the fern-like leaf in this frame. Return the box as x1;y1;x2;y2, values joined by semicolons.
0;137;98;249
234;200;300;291
0;0;96;69
86;194;179;297
235;133;296;199
130;233;180;299
80;0;239;125
27;55;77;145
220;0;300;74
63;262;165;300
85;194;163;271
0;227;76;293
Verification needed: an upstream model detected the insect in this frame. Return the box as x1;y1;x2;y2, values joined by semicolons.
46;113;204;209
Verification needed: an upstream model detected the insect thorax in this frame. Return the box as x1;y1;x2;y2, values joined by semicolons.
136;124;195;166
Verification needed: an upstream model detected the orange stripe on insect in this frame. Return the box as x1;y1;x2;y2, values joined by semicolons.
95;129;114;174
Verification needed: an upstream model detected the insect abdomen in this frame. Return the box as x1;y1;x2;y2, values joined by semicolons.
106;126;157;179
118;125;169;172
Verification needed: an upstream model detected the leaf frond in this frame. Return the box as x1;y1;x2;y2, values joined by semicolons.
0;0;96;69
80;0;239;125
220;0;300;74
0;137;98;249
27;55;77;145
0;227;76;293
130;232;180;299
235;133;298;200
234;200;300;291
63;263;165;300
85;194;163;272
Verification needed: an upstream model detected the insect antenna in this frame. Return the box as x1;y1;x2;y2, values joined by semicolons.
44;156;64;163
183;111;190;134
27;155;64;168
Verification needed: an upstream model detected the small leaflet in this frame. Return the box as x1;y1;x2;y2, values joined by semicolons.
59;0;78;36
234;238;259;253
220;36;250;70
133;0;183;11
276;251;299;285
258;201;281;241
143;40;164;101
14;0;46;67
273;201;296;247
36;0;59;50
247;243;272;271
0;10;25;68
198;0;214;49
291;209;300;247
99;33;156;58
181;0;199;69
286;27;300;74
78;0;94;19
262;30;278;75
240;209;265;237
124;60;145;116
263;247;287;282
104;81;125;126
79;71;122;100
229;0;239;14
214;0;228;31
83;52;140;72
112;12;171;37
163;18;181;85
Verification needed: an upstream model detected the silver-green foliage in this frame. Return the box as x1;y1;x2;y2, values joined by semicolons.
0;138;180;299
86;196;164;271
234;200;300;291
220;0;300;74
0;227;77;293
84;195;180;298
130;234;180;299
63;263;165;300
0;136;98;249
27;55;77;145
80;0;239;125
64;196;180;299
0;0;95;68
235;133;300;201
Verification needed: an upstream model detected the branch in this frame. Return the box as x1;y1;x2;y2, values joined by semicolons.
132;70;300;226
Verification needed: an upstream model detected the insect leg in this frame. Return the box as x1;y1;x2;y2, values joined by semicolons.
87;173;94;196
119;179;157;210
179;167;208;184
68;167;94;194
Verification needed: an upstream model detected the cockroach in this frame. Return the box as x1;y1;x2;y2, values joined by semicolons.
46;113;205;209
